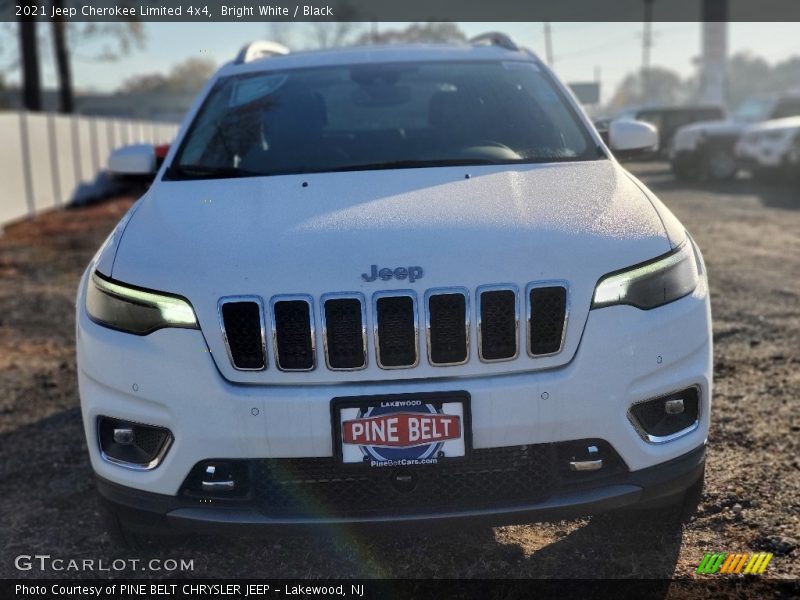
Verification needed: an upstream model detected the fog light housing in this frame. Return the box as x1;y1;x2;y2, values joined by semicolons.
98;417;172;470
629;387;700;443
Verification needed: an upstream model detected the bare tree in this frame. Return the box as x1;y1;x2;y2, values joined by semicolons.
303;2;363;48
354;22;466;45
51;0;72;112
19;19;41;110
608;67;688;111
1;0;144;113
117;57;216;94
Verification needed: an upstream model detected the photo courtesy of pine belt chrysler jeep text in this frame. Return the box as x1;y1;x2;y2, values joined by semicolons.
76;34;712;538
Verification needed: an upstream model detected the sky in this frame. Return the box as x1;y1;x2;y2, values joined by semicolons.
6;21;800;105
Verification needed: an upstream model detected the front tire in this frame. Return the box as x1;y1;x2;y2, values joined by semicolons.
702;147;738;180
671;160;695;181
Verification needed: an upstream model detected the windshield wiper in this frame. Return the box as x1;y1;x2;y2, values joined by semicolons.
164;164;260;180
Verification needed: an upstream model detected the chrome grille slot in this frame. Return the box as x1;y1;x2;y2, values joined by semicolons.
374;292;418;368
270;296;315;371
218;298;266;371
426;289;469;366
322;294;367;370
528;284;568;356
478;286;519;362
219;282;566;373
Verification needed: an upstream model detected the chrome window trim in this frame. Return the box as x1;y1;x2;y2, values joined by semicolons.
627;385;703;444
476;284;520;363
424;287;470;367
269;294;317;372
217;295;267;371
320;291;368;371
525;280;570;358
97;418;173;472
372;290;419;370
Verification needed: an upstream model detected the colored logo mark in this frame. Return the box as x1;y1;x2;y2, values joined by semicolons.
696;552;773;575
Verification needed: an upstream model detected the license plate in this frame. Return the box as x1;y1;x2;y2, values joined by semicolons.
333;392;470;467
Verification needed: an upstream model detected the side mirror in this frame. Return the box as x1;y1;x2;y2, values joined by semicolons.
108;144;156;176
608;119;659;153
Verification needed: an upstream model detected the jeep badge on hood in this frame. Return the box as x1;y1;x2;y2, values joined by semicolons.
362;265;424;283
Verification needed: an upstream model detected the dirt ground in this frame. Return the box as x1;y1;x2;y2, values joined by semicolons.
0;163;798;585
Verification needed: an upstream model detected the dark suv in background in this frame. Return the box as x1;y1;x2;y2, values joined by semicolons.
670;93;800;180
620;105;725;157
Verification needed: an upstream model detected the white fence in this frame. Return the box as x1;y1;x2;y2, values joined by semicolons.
0;111;178;228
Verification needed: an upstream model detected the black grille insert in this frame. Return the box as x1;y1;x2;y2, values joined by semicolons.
529;286;567;355
252;445;555;518
428;292;468;365
323;297;366;370
273;299;314;371
220;301;265;370
479;289;518;361
375;295;417;367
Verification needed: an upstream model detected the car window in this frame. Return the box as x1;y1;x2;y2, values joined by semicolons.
772;99;800;120
732;99;775;123
169;60;597;179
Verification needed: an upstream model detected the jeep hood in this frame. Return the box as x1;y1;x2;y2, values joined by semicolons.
109;159;679;383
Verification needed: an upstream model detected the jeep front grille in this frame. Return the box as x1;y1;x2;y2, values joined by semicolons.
426;288;469;365
217;283;567;372
477;286;519;362
374;292;418;368
528;284;568;356
218;298;266;370
321;294;367;370
270;296;315;371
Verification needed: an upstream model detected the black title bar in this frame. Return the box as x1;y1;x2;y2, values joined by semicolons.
5;578;799;600
5;0;800;22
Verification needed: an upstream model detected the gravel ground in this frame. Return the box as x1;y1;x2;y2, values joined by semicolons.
0;163;798;584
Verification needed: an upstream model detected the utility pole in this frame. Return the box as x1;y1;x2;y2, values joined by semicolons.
641;0;654;104
19;19;42;111
700;0;728;105
543;22;554;66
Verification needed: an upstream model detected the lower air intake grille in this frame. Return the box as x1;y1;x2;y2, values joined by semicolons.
323;297;366;370
272;299;314;371
220;300;265;370
529;286;567;355
479;289;518;361
428;292;468;365
252;445;555;518
375;295;417;368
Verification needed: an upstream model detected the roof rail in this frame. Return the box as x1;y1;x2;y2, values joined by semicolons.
234;41;290;64
468;32;519;52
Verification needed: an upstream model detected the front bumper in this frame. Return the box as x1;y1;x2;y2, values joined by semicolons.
77;263;711;521
97;444;705;531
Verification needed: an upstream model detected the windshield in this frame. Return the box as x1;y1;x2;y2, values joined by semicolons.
732;98;774;123
168;60;597;179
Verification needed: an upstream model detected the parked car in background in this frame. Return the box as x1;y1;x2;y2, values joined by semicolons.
735;116;800;182
612;105;725;158
671;93;800;180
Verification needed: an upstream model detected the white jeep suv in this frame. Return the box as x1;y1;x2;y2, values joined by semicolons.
76;34;711;537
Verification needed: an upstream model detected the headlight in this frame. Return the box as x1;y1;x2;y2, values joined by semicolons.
592;241;699;310
86;271;198;334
